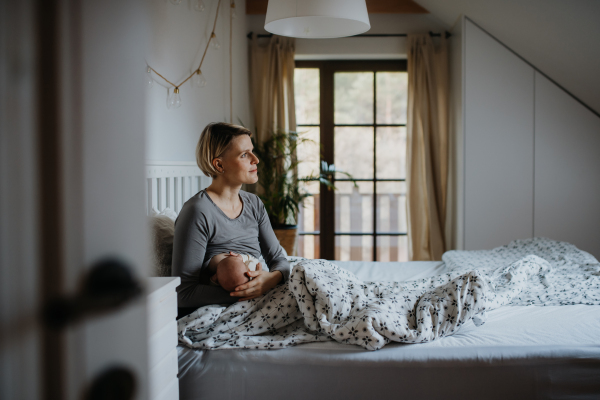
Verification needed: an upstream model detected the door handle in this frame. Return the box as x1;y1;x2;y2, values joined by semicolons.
42;258;142;329
86;366;136;400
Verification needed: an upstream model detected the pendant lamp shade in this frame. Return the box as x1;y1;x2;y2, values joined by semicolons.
265;0;371;39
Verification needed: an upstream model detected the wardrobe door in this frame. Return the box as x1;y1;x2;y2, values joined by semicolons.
463;20;534;250
534;72;600;259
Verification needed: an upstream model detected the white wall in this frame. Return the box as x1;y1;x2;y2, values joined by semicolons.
145;0;252;162
247;13;446;59
146;8;448;161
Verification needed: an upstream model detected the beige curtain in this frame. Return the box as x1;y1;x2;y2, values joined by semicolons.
249;35;297;144
406;34;449;261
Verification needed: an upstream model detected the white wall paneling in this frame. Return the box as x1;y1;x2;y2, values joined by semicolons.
463;18;535;250
534;73;600;258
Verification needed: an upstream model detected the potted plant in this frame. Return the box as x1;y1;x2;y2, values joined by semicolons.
251;130;356;256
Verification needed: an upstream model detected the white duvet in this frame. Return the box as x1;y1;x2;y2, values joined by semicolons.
178;237;600;351
442;237;600;306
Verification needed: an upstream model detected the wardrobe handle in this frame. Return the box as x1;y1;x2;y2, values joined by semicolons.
42;258;142;329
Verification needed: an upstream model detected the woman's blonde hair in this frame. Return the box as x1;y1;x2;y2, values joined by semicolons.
196;122;252;178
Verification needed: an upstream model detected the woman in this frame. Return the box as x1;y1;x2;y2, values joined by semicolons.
172;122;290;316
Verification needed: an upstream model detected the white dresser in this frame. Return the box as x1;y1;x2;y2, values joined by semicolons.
147;277;180;400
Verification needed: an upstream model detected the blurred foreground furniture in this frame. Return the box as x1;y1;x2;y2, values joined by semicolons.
147;277;180;400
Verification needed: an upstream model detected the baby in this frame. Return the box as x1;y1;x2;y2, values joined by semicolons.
208;252;261;292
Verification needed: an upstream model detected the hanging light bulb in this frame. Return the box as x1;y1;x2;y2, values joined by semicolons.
168;87;182;109
166;88;172;109
231;2;237;19
194;0;205;12
191;69;207;88
170;0;182;4
146;66;154;88
210;32;220;49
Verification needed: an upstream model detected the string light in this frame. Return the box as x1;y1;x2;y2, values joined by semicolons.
146;66;154;88
147;0;222;109
231;1;237;19
210;32;221;49
192;69;207;88
168;88;182;109
194;0;206;12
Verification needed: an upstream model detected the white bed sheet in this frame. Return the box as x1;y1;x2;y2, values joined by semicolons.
178;260;600;400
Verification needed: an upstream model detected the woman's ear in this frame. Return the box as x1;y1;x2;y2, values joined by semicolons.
212;158;224;174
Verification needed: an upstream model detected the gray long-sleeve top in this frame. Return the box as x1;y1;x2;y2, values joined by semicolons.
172;189;290;309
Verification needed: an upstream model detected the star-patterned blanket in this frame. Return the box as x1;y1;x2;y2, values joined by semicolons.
177;238;590;351
442;237;600;306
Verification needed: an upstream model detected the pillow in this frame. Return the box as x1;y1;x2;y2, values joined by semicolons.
149;208;177;277
158;207;178;221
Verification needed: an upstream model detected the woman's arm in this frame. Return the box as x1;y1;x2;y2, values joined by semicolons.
255;200;291;282
171;200;237;308
229;197;291;301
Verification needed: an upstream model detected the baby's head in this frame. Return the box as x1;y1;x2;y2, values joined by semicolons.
216;255;250;292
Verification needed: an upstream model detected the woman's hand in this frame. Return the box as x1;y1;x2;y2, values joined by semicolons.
230;263;283;301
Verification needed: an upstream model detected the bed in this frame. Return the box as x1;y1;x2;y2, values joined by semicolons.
176;259;600;400
145;163;600;400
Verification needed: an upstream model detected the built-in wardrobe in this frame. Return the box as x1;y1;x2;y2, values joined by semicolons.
449;17;600;259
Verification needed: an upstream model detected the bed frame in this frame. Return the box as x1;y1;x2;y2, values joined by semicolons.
145;161;211;215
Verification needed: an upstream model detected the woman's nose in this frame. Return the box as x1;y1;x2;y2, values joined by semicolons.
252;154;259;164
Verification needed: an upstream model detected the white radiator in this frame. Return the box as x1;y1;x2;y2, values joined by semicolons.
145;161;212;214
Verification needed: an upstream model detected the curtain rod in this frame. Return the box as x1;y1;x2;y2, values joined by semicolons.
246;31;451;39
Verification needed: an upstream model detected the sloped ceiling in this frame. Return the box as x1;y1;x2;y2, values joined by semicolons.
414;0;600;114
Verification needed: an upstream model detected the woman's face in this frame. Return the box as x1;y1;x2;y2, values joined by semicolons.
216;135;259;185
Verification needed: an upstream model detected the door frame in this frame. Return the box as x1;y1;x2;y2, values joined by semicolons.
1;1;152;399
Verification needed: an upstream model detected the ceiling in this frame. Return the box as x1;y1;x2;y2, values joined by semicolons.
414;0;600;114
246;0;429;15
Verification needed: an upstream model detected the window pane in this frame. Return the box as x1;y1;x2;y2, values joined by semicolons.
334;72;373;124
334;127;373;179
376;181;407;233
336;235;372;261
335;181;373;234
376;72;408;125
376;127;406;179
294;68;320;125
298;234;320;259
298;180;320;233
297;127;320;179
376;235;408;262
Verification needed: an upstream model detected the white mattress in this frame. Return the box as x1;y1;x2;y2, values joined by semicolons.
178;260;600;400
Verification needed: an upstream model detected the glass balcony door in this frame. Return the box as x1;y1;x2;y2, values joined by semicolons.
295;60;408;261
